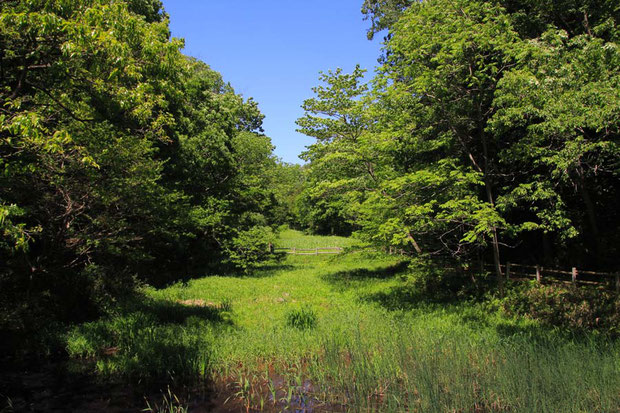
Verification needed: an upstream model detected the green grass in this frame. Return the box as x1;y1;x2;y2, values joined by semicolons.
67;231;620;412
273;228;362;249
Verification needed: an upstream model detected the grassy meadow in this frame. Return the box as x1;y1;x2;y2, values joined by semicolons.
274;228;362;249
67;230;620;412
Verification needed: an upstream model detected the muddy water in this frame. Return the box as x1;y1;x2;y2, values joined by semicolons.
209;368;349;413
1;361;348;412
0;360;242;412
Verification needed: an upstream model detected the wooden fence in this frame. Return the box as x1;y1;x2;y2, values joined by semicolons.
272;246;343;255
268;242;618;292
484;262;620;292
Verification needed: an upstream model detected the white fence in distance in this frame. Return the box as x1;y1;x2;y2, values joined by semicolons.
272;246;343;255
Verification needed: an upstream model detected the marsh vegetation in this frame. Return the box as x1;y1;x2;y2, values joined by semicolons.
58;231;619;412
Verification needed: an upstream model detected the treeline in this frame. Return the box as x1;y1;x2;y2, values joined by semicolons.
0;0;296;333
297;0;620;279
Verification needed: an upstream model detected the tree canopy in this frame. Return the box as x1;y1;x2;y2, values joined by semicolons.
298;0;620;275
0;0;287;327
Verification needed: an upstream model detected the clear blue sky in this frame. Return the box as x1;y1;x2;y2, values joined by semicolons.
162;1;382;164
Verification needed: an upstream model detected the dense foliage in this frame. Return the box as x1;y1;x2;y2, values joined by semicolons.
1;0;617;364
1;2;617;409
298;0;620;276
0;0;286;335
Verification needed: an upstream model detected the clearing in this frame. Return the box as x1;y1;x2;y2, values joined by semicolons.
66;230;619;412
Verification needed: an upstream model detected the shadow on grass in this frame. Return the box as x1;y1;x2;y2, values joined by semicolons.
321;260;589;343
362;284;426;311
321;260;410;291
360;265;499;308
362;282;612;344
2;292;234;412
179;254;294;281
234;263;296;279
121;295;232;324
65;293;235;384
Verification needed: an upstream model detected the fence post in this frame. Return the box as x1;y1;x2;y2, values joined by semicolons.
536;265;541;284
506;262;511;280
292;247;296;255
315;247;318;255
268;243;273;253
572;267;578;284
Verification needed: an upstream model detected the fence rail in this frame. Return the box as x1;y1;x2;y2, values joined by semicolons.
483;262;619;292
272;246;343;255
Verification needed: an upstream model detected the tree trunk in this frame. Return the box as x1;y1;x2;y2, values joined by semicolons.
407;231;423;254
542;231;552;266
481;131;503;296
485;181;504;295
576;164;601;262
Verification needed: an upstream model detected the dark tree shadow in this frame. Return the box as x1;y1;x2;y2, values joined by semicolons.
362;285;425;311
171;254;294;283
122;296;232;325
321;260;410;291
362;282;615;345
229;263;296;279
0;292;234;412
321;260;601;344
361;266;500;308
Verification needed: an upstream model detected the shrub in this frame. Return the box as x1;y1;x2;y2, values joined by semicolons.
404;258;492;303
499;282;620;335
227;226;276;271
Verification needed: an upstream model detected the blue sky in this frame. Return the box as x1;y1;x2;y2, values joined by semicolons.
162;1;383;164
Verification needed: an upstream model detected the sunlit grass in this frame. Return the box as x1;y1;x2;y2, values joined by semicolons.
66;231;620;412
273;228;362;249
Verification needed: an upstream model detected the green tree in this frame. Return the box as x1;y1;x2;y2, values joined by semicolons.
361;0;412;40
296;65;375;235
491;28;620;267
375;0;526;288
270;162;305;228
0;0;281;335
301;0;620;289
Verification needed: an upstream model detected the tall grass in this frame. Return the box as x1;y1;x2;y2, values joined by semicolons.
66;231;620;411
307;318;619;412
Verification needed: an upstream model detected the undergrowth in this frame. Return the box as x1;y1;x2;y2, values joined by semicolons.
497;281;620;336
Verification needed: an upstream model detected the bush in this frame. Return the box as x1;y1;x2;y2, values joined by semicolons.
499;282;620;335
227;226;276;271
404;258;492;302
